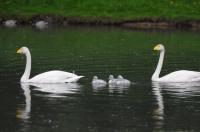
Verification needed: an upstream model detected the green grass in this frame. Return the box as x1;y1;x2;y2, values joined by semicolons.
1;0;200;22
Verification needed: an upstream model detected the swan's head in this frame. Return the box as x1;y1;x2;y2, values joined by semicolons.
16;47;29;54
93;76;98;80
117;75;124;79
154;44;165;51
109;75;114;80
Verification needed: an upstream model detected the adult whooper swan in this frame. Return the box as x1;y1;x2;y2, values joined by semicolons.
16;47;84;83
152;44;200;82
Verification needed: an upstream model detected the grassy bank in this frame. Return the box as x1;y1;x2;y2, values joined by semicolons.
0;0;200;22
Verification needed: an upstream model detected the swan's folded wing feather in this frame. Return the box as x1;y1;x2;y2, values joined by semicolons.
29;70;77;83
64;76;84;83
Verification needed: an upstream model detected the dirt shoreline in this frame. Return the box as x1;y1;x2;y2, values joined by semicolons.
1;15;200;29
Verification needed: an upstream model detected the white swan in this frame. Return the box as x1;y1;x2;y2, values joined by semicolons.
35;21;48;29
116;75;131;86
16;47;84;83
152;44;200;82
92;76;107;86
4;20;16;28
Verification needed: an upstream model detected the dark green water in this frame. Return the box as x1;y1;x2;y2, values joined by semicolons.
1;26;200;131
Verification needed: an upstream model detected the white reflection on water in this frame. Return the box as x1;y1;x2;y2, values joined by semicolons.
153;82;200;98
108;84;130;93
152;81;200;129
92;83;107;89
16;83;81;119
152;82;164;129
31;83;82;95
91;81;131;93
16;83;31;120
92;84;107;93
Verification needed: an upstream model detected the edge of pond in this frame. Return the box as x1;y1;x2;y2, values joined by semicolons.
1;15;200;30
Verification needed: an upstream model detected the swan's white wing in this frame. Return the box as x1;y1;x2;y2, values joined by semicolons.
64;76;84;83
159;70;200;82
28;70;81;83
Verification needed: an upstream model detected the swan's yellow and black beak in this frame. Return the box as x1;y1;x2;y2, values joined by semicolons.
153;44;160;51
16;48;21;54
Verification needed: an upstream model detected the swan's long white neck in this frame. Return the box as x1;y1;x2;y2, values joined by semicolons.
21;50;31;82
152;49;165;81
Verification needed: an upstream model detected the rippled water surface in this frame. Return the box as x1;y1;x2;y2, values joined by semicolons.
1;26;200;131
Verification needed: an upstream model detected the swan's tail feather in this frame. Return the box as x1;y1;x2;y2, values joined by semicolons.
65;76;84;83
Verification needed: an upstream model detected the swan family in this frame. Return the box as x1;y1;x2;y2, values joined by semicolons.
92;75;131;87
17;44;200;86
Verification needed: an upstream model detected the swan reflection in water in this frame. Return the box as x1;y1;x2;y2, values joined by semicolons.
31;83;82;96
152;82;164;129
92;82;107;89
152;81;200;129
153;81;200;98
16;83;31;120
108;83;130;93
91;82;131;94
16;83;81;119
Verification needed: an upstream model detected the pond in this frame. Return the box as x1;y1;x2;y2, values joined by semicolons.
0;26;200;131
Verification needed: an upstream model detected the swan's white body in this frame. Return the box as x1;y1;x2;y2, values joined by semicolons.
4;20;16;27
92;76;107;86
153;70;200;82
152;44;200;82
17;47;84;83
28;70;83;83
35;21;48;29
108;75;131;88
108;75;118;85
116;75;131;85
